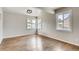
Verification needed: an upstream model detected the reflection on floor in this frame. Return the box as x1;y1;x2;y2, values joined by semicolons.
0;35;79;51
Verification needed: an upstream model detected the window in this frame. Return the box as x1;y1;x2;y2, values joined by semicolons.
57;14;64;29
26;18;31;29
56;10;72;31
26;17;42;30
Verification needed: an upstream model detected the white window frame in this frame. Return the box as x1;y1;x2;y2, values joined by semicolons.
56;9;72;32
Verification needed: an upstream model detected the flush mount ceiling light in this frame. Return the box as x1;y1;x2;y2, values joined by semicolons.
27;9;32;14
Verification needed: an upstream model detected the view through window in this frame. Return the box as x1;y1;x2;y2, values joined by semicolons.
26;17;42;30
56;10;72;31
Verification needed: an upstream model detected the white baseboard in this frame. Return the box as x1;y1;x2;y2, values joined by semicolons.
3;33;34;39
38;32;79;46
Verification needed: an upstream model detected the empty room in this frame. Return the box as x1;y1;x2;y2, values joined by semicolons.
0;7;79;51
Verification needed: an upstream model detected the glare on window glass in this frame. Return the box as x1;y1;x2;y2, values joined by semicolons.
64;13;70;19
64;13;71;28
27;19;31;22
58;14;63;20
32;19;36;23
27;27;31;29
57;14;63;25
27;25;31;29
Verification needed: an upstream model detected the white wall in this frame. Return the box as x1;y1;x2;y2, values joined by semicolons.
39;8;79;46
3;12;35;38
0;8;3;44
3;7;79;46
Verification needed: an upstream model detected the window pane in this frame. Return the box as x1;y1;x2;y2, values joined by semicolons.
64;13;71;29
32;19;36;23
27;19;31;22
32;24;36;29
64;13;70;19
27;23;31;29
58;14;63;21
27;26;31;29
57;14;64;26
57;14;64;30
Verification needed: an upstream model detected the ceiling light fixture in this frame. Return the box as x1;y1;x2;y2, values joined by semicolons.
27;9;32;14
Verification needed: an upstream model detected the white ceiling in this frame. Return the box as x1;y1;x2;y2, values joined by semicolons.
3;7;59;16
38;7;60;14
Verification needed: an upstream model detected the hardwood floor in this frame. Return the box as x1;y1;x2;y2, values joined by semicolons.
0;35;79;51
